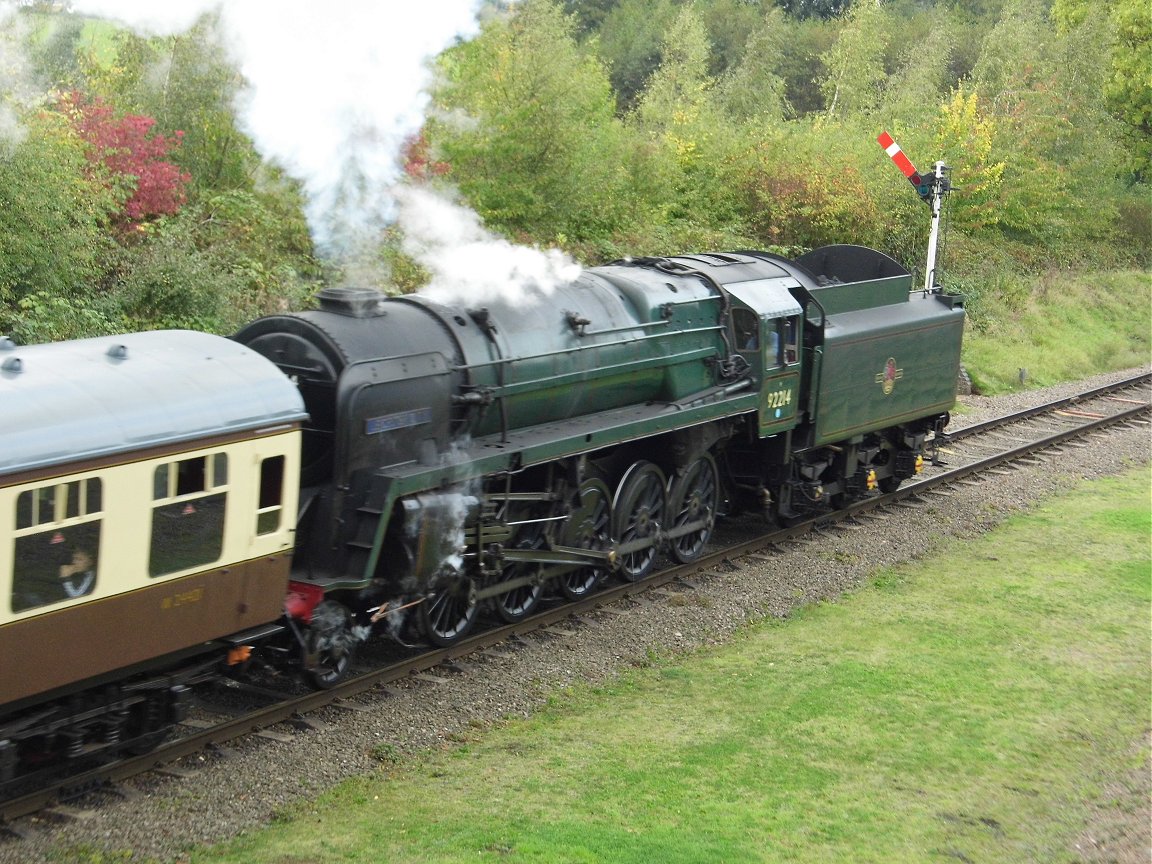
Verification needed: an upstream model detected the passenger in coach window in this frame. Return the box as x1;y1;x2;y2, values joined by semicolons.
59;548;96;598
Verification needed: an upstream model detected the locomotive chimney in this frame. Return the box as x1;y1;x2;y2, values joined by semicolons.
315;287;389;318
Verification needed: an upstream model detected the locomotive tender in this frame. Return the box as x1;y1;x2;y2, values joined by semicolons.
0;244;963;786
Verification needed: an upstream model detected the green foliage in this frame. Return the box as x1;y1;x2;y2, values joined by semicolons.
25;13;87;89
426;0;1148;328
561;0;620;35
153;18;264;195
0;110;115;313
964;0;1136;264
774;0;852;19
105;223;249;333
594;0;679;109
733;125;885;251
625;4;758;251
107;192;317;333
818;1;890;118
1053;0;1152;178
934;88;1006;235
715;7;792;122
378;227;431;295
77;15;266;197
432;0;654;249
1107;0;1152;177
696;0;766;77
2;8;319;338
879;15;956;121
771;14;835;115
2;0;1147;390
2;290;121;344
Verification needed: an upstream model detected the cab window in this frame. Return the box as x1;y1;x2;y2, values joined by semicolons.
766;320;782;367
783;317;798;364
11;479;102;613
764;317;800;368
733;308;759;351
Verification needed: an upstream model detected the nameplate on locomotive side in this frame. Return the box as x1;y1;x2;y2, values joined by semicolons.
365;408;433;435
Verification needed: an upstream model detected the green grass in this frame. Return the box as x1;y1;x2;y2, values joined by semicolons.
174;466;1152;864
962;269;1151;394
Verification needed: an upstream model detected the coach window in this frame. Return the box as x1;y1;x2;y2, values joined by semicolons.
11;478;103;613
149;453;227;578
256;455;285;535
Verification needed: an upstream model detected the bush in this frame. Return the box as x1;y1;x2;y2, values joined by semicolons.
0;110;115;308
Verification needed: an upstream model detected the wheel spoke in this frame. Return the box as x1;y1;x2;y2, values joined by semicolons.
612;462;666;582
668;454;718;564
304;600;357;689
494;578;542;622
420;577;477;646
560;479;611;600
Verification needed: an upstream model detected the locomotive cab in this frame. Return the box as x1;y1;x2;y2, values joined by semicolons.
725;281;803;438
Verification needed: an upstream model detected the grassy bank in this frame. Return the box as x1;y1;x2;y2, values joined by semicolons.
961;269;1151;394
180;466;1152;864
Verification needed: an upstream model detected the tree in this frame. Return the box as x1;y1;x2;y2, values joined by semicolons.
561;0;620;35
431;0;649;249
152;17;264;194
818;1;890;118
1106;0;1152;177
698;0;767;77
772;0;852;20
1053;0;1151;178
771;14;836;115
877;10;956;121
0;110;118;340
717;6;793;122
731;125;885;252
967;0;1135;261
633;4;716;135
59;91;191;230
26;12;87;90
630;3;750;245
933;88;1006;235
595;0;679;109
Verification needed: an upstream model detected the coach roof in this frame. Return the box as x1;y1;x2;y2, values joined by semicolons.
0;330;306;476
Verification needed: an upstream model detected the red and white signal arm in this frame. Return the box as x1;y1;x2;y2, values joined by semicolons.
877;131;922;189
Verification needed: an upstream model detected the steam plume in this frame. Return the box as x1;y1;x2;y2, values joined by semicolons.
69;0;484;265
39;1;581;303
396;186;581;305
0;5;35;149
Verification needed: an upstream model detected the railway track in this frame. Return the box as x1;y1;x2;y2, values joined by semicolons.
2;372;1148;830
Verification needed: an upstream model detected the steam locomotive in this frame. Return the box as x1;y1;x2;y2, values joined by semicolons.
0;243;963;789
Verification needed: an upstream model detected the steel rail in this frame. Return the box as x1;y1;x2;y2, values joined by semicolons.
945;372;1149;441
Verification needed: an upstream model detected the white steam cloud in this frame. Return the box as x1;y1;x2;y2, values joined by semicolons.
69;0;484;265
0;5;36;150
396;186;581;305
23;0;579;305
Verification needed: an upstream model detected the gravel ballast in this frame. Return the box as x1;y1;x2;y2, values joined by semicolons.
1;368;1148;864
